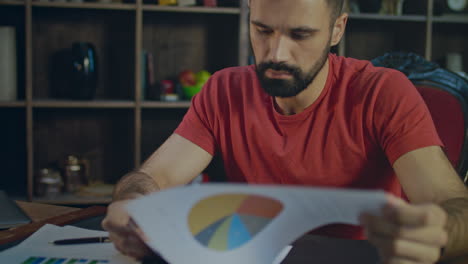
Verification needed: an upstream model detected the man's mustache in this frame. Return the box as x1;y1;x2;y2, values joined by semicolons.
258;62;300;76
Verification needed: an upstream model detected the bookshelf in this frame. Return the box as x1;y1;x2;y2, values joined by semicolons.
0;0;466;204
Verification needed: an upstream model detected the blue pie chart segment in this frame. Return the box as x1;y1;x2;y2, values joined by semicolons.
227;214;252;249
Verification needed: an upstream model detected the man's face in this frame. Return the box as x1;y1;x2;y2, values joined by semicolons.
250;0;333;98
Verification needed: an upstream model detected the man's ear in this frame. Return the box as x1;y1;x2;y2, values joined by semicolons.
330;13;348;46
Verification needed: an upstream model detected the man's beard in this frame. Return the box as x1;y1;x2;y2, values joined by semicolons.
255;48;330;98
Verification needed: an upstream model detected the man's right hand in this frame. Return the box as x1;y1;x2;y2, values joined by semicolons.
102;199;153;260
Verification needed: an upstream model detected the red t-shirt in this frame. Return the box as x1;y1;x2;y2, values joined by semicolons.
175;54;442;239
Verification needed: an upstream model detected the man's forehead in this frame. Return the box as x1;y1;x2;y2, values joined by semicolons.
249;0;329;29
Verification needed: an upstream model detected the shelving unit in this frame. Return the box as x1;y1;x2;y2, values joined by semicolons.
0;0;249;204
0;0;466;204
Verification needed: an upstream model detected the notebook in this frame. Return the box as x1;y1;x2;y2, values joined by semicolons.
0;190;31;229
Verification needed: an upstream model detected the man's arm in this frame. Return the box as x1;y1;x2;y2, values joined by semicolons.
102;133;213;259
113;133;214;200
361;146;468;263
393;146;468;260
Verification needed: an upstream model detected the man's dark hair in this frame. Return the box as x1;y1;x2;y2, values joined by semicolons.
327;0;345;20
248;0;345;23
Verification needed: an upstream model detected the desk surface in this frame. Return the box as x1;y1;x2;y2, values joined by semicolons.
3;202;467;264
16;201;80;222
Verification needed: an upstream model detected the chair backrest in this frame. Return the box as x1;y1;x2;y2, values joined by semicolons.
372;52;468;185
414;82;468;184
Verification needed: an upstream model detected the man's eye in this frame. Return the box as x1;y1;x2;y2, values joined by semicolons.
291;32;310;40
257;28;273;35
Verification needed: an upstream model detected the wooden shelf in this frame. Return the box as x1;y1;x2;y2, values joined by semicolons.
142;5;240;15
348;13;426;22
31;1;136;10
0;0;24;6
0;101;26;108
32;99;136;109
433;14;468;24
32;193;112;205
142;101;191;108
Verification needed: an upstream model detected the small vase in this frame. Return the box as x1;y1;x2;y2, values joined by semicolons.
70;42;98;100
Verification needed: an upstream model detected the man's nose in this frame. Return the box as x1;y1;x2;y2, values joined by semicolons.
268;35;292;63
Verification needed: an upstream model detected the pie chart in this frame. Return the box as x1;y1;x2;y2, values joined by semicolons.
188;193;284;251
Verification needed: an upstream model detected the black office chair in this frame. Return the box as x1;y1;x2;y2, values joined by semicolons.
372;52;468;185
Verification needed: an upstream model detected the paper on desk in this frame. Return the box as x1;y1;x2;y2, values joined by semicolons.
0;224;138;264
127;184;388;264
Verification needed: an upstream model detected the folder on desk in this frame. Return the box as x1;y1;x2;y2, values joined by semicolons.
0;190;31;229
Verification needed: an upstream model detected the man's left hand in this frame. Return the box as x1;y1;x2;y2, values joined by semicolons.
360;196;449;264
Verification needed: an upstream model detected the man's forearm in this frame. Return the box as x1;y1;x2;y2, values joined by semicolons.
440;197;468;260
113;171;160;201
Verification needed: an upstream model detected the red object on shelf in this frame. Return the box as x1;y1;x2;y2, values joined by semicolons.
161;80;175;94
203;0;217;7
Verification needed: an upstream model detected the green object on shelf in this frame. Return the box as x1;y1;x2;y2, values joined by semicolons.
182;84;203;99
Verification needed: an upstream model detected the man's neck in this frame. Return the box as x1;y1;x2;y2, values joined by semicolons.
274;59;330;116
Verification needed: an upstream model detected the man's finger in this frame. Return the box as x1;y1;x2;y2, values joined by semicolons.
385;196;446;227
360;213;448;247
128;218;150;242
122;236;153;260
102;218;134;234
367;230;442;263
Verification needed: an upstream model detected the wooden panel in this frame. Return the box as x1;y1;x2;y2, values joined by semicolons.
33;109;134;192
142;5;239;14
433;15;468;24
345;20;426;60
31;8;135;100
432;23;468;72
142;12;239;83
142;101;191;108
0;109;27;197
140;108;187;162
0;1;24;6
16;201;79;222
31;2;136;10
32;99;135;108
0;101;26;107
0;5;26;100
32;193;111;205
134;0;142;167
348;13;426;22
0;205;106;245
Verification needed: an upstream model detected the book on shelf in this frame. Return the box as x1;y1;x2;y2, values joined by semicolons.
0;27;17;102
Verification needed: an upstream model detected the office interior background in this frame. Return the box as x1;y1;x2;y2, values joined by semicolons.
0;0;466;206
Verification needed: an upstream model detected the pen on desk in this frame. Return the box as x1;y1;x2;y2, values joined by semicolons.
51;236;111;245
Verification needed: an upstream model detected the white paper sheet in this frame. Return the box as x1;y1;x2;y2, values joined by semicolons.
0;224;139;264
127;184;388;264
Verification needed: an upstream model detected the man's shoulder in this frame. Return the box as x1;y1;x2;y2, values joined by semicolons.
332;54;404;83
331;54;410;96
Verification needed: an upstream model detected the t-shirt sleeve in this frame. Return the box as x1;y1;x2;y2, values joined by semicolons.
174;75;219;156
372;70;443;165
